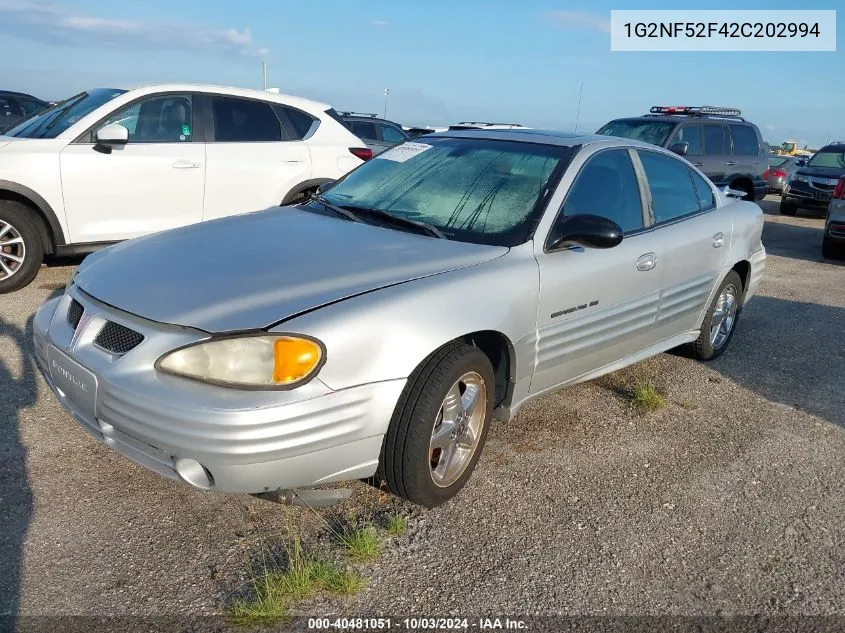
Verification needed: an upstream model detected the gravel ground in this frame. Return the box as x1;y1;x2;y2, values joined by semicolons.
1;196;843;627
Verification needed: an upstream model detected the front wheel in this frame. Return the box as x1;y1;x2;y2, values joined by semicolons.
378;343;495;507
0;201;45;293
686;271;744;361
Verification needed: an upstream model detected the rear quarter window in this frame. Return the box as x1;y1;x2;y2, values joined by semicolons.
730;124;761;156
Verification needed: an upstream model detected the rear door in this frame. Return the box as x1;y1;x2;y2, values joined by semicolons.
635;149;731;337
701;123;729;186
202;95;311;220
531;148;664;393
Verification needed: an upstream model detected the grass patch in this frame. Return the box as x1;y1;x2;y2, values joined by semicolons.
629;379;667;413
228;537;364;625
383;513;409;537
341;525;381;561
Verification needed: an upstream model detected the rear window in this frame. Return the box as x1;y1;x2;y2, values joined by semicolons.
596;119;676;147
768;156;789;167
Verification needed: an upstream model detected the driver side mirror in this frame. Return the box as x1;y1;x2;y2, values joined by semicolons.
95;123;129;150
669;142;689;157
315;181;336;196
547;214;623;251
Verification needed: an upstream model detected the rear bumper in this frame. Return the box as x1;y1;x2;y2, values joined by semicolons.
33;289;406;494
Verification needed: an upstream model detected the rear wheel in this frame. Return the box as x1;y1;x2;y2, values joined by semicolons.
684;271;743;361
0;201;45;293
378;343;495;507
779;199;798;216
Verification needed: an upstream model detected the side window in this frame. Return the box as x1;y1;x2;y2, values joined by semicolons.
96;94;194;142
729;124;760;156
212;96;282;142
702;124;726;156
379;123;406;143
350;120;378;141
561;149;644;234
0;97;22;117
674;125;702;156
690;169;716;210
282;107;316;139
637;150;701;223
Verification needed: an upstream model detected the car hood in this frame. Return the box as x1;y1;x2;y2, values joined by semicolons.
75;207;507;332
796;165;845;178
0;136;14;149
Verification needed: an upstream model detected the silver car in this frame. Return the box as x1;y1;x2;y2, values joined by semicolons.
33;130;767;507
823;185;845;259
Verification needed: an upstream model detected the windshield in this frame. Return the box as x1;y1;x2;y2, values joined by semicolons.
317;137;571;246
6;88;126;139
807;150;845;169
597;119;677;146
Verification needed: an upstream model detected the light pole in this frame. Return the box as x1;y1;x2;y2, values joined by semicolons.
262;61;268;90
384;88;390;119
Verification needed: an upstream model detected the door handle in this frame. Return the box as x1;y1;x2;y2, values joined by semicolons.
712;232;724;248
172;159;201;169
725;161;737;166
636;252;657;272
284;159;305;164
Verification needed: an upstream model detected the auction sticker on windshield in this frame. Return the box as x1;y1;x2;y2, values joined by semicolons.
377;142;432;163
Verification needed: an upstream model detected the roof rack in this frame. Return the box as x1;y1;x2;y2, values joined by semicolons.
339;111;378;118
649;105;744;120
454;121;525;127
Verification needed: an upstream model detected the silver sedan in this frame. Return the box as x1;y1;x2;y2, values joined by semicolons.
34;130;766;507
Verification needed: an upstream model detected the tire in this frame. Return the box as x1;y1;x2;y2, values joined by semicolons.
779;200;798;216
822;235;844;260
0;201;45;293
684;271;744;362
730;181;753;201
378;343;495;507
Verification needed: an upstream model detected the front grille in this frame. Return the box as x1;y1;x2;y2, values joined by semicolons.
94;321;144;354
811;179;836;192
67;299;84;330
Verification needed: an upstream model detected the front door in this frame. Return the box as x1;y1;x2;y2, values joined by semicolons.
60;93;205;243
531;148;664;393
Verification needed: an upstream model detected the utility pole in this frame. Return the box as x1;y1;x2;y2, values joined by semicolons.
262;61;268;90
574;80;584;133
384;88;390;119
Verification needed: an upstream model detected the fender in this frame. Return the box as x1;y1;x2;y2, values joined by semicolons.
0;179;66;250
280;178;335;205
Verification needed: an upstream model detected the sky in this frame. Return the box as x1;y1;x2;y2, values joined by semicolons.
0;0;841;148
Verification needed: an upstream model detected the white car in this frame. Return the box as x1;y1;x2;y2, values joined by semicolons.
0;84;370;292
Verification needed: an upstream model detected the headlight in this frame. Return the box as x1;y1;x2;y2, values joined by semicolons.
156;335;324;389
792;174;809;183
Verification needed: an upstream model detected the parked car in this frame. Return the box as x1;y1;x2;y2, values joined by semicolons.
822;177;845;259
0;90;50;133
765;155;803;193
0;84;370;292
338;112;409;156
33;130;766;507
780;143;845;217
404;126;443;140
597;106;768;202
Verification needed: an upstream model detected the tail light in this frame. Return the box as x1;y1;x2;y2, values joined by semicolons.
771;169;787;179
349;147;373;161
763;169;769;179
834;177;845;199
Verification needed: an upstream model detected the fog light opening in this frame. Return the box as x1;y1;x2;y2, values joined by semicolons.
175;458;215;490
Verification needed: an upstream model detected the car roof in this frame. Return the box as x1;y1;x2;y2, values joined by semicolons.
108;83;331;112
607;114;753;126
819;144;845;152
425;128;650;148
0;90;45;102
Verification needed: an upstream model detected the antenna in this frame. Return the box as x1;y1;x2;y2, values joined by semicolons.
574;81;584;133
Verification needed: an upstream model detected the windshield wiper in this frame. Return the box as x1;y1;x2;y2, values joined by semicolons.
309;195;363;223
349;207;448;240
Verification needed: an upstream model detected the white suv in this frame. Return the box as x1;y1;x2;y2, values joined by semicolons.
0;84;370;292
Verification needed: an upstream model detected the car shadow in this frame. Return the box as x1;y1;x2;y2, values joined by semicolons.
712;295;845;427
0;315;37;627
0;287;62;627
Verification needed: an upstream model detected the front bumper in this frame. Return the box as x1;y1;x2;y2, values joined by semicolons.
33;286;405;494
745;247;766;302
783;181;834;209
